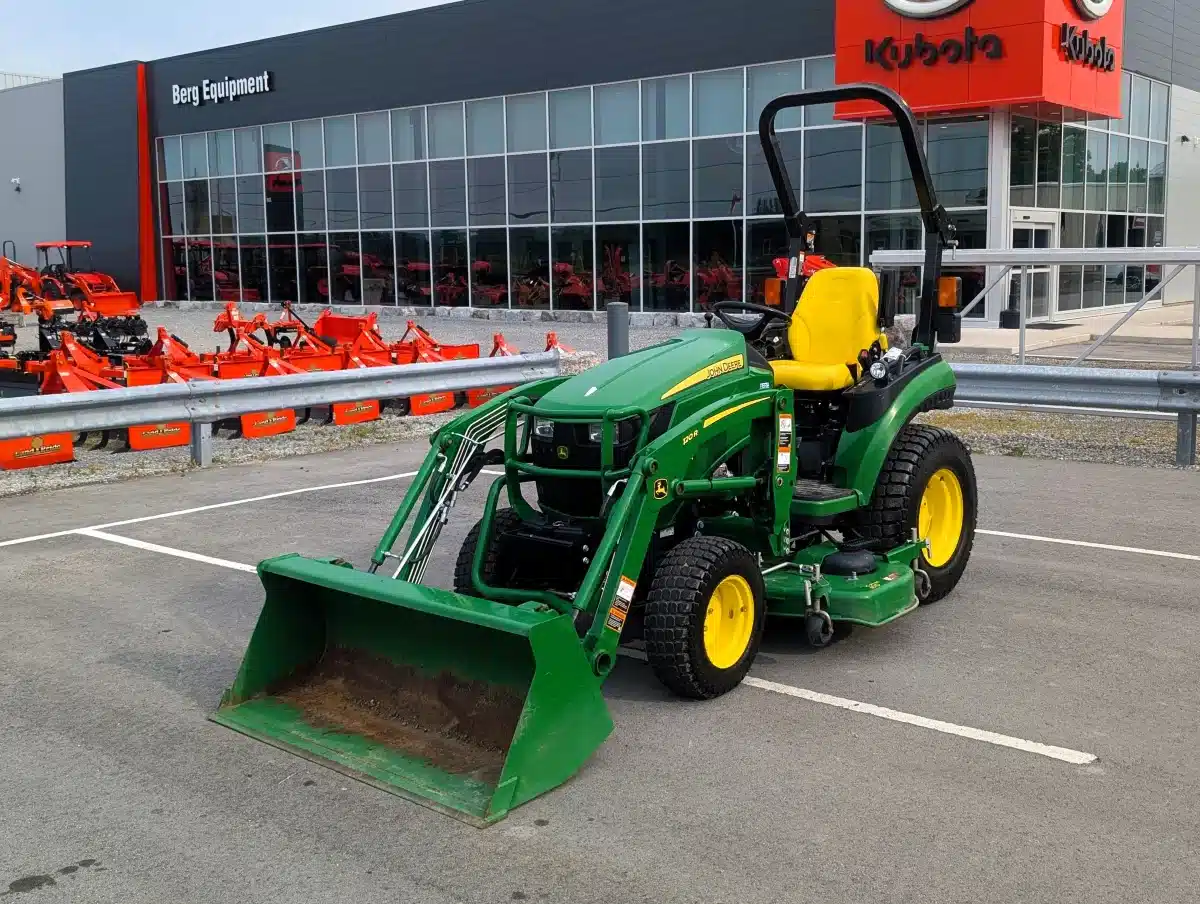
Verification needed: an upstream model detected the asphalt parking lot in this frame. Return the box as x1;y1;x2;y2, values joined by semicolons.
3;445;1200;904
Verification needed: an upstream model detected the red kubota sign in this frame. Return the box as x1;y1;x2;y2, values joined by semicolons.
835;0;1126;118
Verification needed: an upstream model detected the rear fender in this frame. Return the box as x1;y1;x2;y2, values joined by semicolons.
834;358;956;502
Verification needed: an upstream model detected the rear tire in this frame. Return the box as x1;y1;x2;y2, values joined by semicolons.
643;536;765;700
858;424;977;603
453;509;522;596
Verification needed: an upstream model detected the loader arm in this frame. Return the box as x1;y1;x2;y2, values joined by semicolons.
455;387;793;679
368;376;570;575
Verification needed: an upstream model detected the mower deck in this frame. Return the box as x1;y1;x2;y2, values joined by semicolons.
764;540;925;627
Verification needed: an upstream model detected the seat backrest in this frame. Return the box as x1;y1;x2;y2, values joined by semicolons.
786;267;882;367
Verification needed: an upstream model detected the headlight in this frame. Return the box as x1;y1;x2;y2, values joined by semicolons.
587;423;604;443
533;418;554;439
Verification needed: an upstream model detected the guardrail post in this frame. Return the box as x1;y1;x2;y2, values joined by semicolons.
190;421;213;468
1178;412;1198;468
1192;264;1199;371
606;301;629;358
1018;265;1030;365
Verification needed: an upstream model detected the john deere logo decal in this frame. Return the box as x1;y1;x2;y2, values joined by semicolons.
653;479;669;500
556;446;570;460
1074;0;1113;18
883;0;974;17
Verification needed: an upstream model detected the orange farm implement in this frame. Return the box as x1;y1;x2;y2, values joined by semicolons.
0;306;569;469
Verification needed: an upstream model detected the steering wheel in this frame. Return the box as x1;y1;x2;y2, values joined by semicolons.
711;301;791;343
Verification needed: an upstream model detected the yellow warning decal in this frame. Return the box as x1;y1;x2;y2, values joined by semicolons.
661;354;745;400
605;577;637;631
702;395;771;429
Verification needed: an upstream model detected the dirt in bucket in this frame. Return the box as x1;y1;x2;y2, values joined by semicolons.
272;647;527;783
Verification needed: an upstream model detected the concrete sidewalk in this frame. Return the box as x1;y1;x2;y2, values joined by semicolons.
959;302;1199;355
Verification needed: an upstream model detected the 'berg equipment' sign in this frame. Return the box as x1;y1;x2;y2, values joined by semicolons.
172;71;274;107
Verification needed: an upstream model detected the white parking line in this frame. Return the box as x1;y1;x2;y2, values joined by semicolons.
2;470;1197;570
616;649;1095;765
0;528;82;550
61;529;1102;766
741;676;1097;765
0;471;419;550
978;529;1200;563
94;471;422;531
77;529;259;573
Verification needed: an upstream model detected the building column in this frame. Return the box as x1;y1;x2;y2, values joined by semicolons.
984;108;1012;325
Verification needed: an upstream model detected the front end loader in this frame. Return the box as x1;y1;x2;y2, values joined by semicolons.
213;83;977;825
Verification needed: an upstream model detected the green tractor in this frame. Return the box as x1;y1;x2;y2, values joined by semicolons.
211;84;977;825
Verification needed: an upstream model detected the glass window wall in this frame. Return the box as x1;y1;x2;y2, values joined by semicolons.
164;56;1169;317
1004;73;1171;315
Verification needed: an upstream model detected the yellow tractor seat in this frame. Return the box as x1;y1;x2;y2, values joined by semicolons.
769;267;886;392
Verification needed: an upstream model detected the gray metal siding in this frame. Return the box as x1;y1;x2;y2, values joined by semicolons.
0;81;66;266
148;0;836;136
1171;1;1200;92
63;62;141;294
1124;0;1200;93
1124;0;1175;83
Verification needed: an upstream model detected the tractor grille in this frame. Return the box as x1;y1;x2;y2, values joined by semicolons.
531;419;639;518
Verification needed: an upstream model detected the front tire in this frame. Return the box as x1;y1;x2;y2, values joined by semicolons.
859;424;977;603
644;536;766;700
453;509;522;596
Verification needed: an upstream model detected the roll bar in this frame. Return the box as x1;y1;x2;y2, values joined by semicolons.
757;83;958;349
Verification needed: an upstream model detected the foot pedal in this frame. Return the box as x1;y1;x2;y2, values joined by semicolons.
792;479;856;503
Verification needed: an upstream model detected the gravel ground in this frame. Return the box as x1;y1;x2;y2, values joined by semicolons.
916;409;1197;471
3;307;1195;497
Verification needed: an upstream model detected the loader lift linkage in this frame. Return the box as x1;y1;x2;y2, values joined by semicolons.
211;83;979;826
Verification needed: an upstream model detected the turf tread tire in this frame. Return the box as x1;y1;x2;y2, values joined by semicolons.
453;508;522;596
858;424;976;603
643;536;765;700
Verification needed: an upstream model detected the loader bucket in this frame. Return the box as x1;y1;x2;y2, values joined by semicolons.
212;554;613;825
86;292;141;316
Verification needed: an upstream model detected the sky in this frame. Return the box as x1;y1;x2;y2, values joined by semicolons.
5;0;459;77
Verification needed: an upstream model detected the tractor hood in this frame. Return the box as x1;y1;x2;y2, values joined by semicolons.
538;328;753;412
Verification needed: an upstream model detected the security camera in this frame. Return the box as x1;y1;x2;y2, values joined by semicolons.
9;178;19;192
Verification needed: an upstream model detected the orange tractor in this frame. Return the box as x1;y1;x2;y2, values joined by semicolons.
0;241;73;317
33;241;147;352
36;241;141;316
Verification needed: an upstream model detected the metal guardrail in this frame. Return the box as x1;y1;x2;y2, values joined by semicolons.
952;363;1200;467
0;353;561;466
2;347;1196;469
870;247;1200;369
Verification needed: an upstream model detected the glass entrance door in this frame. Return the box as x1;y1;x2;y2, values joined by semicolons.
1009;217;1056;321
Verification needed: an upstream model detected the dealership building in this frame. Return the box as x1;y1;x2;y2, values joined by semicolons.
1;0;1196;325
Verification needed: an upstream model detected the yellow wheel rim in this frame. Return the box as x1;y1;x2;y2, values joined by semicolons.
918;467;965;569
703;575;755;670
